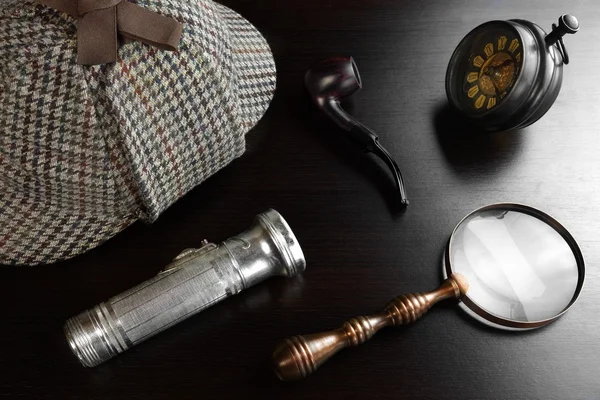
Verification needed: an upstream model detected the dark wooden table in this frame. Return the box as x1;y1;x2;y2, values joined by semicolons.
2;1;600;399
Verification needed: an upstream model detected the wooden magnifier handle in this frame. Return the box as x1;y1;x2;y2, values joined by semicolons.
273;274;469;381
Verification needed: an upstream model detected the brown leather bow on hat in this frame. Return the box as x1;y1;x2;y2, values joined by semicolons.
38;0;183;65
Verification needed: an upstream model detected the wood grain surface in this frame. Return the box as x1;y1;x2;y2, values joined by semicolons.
2;1;600;399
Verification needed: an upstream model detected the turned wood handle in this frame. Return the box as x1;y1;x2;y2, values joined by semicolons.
273;274;469;381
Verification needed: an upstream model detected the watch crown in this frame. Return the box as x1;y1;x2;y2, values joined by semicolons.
560;15;579;34
545;14;579;47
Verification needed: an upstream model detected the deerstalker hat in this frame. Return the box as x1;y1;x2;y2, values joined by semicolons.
0;0;276;265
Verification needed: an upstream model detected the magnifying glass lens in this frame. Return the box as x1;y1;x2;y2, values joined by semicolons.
448;207;582;326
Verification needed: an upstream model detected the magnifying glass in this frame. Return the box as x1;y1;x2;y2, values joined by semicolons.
272;203;585;381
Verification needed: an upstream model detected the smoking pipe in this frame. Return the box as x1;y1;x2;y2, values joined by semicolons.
305;56;409;206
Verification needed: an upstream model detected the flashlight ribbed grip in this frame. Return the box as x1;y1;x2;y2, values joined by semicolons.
64;209;306;368
65;247;242;367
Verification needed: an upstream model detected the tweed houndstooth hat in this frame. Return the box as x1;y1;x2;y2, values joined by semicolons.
0;0;276;266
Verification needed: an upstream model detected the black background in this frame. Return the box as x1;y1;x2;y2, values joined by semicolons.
2;1;600;399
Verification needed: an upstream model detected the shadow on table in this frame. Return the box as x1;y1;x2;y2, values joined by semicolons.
433;103;526;177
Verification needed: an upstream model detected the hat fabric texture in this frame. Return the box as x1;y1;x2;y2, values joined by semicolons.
0;0;277;266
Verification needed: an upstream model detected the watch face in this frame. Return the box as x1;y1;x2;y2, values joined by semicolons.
449;22;524;115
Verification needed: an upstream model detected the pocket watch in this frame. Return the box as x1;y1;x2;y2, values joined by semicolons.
446;15;579;131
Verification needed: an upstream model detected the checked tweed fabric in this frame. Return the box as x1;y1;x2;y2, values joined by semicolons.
0;0;277;266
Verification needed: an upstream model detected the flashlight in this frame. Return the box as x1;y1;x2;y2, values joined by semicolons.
64;209;305;367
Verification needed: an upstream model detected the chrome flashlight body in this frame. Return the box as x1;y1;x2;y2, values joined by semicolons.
64;209;305;367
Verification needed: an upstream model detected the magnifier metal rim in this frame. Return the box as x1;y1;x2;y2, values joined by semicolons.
443;203;585;330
